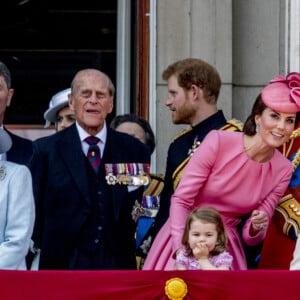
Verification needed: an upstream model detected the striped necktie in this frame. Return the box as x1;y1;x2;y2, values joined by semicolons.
85;136;101;173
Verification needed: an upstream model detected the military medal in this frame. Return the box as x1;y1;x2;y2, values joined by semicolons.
130;174;149;186
117;174;132;185
105;164;117;185
139;195;160;217
139;174;150;185
187;135;201;156
105;163;150;186
106;173;117;185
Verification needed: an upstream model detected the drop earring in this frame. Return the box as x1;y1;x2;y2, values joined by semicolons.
256;124;260;133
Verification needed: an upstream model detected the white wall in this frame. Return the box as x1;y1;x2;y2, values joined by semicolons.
154;0;296;175
155;0;233;174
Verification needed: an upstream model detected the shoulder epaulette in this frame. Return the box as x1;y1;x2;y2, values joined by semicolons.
221;118;243;132
173;127;192;141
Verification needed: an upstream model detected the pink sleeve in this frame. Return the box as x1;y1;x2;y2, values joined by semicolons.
242;162;293;245
170;130;219;253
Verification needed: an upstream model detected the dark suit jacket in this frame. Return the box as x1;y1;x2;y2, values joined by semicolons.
5;128;33;165
29;123;150;269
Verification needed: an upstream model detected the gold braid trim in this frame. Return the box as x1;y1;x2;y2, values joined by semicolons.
276;137;300;238
289;127;300;140
291;148;300;172
172;157;191;190
282;127;300;157
226;118;244;131
171;118;243;142
172;121;242;190
282;139;294;157
173;128;192;141
276;194;300;236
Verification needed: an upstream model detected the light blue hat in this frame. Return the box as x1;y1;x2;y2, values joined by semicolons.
44;88;71;128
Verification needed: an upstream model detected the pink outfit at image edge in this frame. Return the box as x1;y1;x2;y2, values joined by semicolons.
143;130;293;270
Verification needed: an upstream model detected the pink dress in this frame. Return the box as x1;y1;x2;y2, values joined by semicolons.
176;248;233;270
143;130;293;270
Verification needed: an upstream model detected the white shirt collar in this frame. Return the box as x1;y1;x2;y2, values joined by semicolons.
76;121;107;157
76;121;107;144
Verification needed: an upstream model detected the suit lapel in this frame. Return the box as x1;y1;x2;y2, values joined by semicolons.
104;130;127;220
58;125;90;204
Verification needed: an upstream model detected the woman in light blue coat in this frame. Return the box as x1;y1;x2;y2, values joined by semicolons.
0;129;35;269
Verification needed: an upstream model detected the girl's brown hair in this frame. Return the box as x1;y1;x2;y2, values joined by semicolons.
181;206;228;257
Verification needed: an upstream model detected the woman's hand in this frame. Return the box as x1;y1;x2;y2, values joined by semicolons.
250;209;268;232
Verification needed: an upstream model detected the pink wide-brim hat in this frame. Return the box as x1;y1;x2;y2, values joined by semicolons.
261;72;300;113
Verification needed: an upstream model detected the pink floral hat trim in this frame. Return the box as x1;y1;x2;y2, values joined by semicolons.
261;72;300;113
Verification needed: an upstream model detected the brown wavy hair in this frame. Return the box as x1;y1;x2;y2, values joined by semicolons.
243;93;300;136
162;58;221;104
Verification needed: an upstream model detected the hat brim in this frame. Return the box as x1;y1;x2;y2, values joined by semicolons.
262;81;300;114
44;101;69;125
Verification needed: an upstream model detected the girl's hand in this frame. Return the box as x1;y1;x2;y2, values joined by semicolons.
193;242;209;260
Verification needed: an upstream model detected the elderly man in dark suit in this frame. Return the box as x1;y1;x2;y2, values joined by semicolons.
0;61;33;164
30;69;150;270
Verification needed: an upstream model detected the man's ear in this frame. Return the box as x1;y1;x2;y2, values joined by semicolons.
6;89;14;107
191;84;202;100
108;97;114;114
68;94;75;111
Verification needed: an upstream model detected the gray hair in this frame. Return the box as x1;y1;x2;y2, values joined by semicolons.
71;68;115;97
0;61;12;89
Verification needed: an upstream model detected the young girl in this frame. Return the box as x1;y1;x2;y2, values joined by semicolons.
175;206;233;270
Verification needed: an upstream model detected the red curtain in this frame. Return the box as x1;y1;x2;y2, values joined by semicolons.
1;269;299;300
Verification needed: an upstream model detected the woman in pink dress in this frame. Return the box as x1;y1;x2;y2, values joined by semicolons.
143;72;300;270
